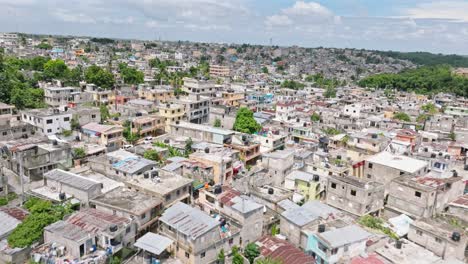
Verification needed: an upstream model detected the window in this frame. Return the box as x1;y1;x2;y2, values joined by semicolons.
92;114;96;118
64;117;70;121
331;248;338;255
201;252;206;258
400;171;405;175
2;132;6;136
47;129;52;133
331;183;337;189
46;119;53;124
351;190;357;196
367;174;372;179
368;163;373;169
318;242;327;253
185;252;190;258
126;226;131;233
165;194;171;201
141;213;146;219
416;230;423;236
229;238;234;245
344;245;349;252
415;191;421;198
435;237;442;243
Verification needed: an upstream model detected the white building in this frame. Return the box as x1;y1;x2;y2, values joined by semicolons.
21;108;72;135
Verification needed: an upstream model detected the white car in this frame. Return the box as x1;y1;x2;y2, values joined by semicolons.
122;144;133;150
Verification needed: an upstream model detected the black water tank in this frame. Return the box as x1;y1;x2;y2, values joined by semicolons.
205;147;210;153
268;188;274;194
214;185;222;194
313;175;320;182
59;192;66;200
318;224;325;233
452;232;461;242
395;240;402;249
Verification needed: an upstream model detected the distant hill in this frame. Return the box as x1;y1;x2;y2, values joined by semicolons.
372;51;468;68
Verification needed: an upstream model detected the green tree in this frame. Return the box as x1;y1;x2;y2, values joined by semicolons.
244;243;260;264
214;118;222;127
99;105;110;122
393;112;411;122
119;63;144;85
30;56;50;71
232;246;244;264
310;113;321;122
73;147;86;159
184;138;193;157
64;66;83;86
421;103;438;115
449;132;456;141
70;116;80;130
261;67;268;74
416;114;429;123
85;65;115;89
144;149;161;161
233;107;261;134
43;59;68;81
324;86;337;98
217;249;225;264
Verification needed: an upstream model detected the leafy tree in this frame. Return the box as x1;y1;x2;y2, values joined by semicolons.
281;79;304;90
421;103;438;115
30;56;51;71
214;118;222;127
64;66;83;86
393;112;411;122
144;149;161;161
270;224;279;236
261;66;268;74
233;107;261;134
73;147;86;159
122;121;140;144
449;132;456;141
244;243;260;264
36;42;52;50
184;138;193;157
217;249;225;264
310;113;321;122
416;114;429;123
323;128;341;136
232;246;244;264
43;59;68;81
70;116;80;130
324;86;337;98
119;63;144;85
85;65;115;89
10;82;45;109
99;105;110;122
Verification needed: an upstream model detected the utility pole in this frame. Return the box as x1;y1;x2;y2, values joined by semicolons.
16;151;25;205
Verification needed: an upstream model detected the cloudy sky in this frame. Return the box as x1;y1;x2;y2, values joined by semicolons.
1;0;468;54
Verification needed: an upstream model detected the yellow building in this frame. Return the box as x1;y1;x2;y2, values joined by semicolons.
138;86;174;103
222;91;245;107
131;115;165;137
157;103;185;132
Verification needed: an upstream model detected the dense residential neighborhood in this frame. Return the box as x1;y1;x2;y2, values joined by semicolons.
0;32;467;264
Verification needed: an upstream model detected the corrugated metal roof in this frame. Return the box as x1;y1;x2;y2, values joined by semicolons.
317;225;371;248
134;232;173;255
44;169;101;191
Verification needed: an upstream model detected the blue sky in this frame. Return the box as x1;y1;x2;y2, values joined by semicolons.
1;0;468;54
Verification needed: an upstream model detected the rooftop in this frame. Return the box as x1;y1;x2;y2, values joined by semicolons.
171;121;234;136
91;187;163;215
126;173;193;196
159;202;219;239
44;169;102;191
134;232;173;256
366;152;428;173
317;225;371;248
257;236;315;264
281;201;338;227
82;122;122;134
112;157;157;174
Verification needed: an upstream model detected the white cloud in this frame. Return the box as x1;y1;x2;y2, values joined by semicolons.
265;15;293;27
403;1;468;22
283;1;333;17
53;8;96;24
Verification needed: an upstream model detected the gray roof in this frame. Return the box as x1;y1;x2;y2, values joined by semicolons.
281;201;338;227
286;170;315;182
44;169;101;191
0;211;21;238
317;225;371;248
112;157;157;174
134;232;173;255
159;202;218;239
231;196;263;214
277;199;300;212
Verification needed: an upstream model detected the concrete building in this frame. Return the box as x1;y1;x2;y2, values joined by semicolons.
158;103;185;132
182;77;218;97
385;175;465;219
326;175;385;216
33;169;102;206
137;84;174;103
364;152;429;188
68;106;101;127
189;147;235;185
262;149;295;186
81;122;124;152
0;102;36;140
21;108;72;135
43;86;91;107
90;186;163;234
174;94;211;124
170;121;234;145
209;64;230;77
408;218;467;261
285;170;322;201
228;134;261;165
158;202;241;264
130;115;165;137
43;209;135;259
198;186;264;246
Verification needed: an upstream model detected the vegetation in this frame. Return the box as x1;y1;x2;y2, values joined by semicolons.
0;193;18;206
358;65;468;97
232;246;244;264
73;147;86;159
244;243;260;264
255;258;282;264
90;37;115;44
8;198;73;248
261;66;268;74
322;127;341;136
85;65;115;89
421;103;438;115
153;142;184;157
310;113;321;122
99;105;110;122
122;120;140;145
305;73;341;88
214;118;222;127
270;224;279;236
449;131;456;141
281;79;304;90
358;215;398;240
217;249;225;264
184;138;193;157
393;112;411;122
374;51;468;67
233;107;261;134
36;41;52;50
119;63;144;85
324;86;337;98
143;149;161;162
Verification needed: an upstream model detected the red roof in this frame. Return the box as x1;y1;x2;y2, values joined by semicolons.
257;236;315;264
0;207;29;221
218;187;241;206
451;194;468;207
350;254;384;264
